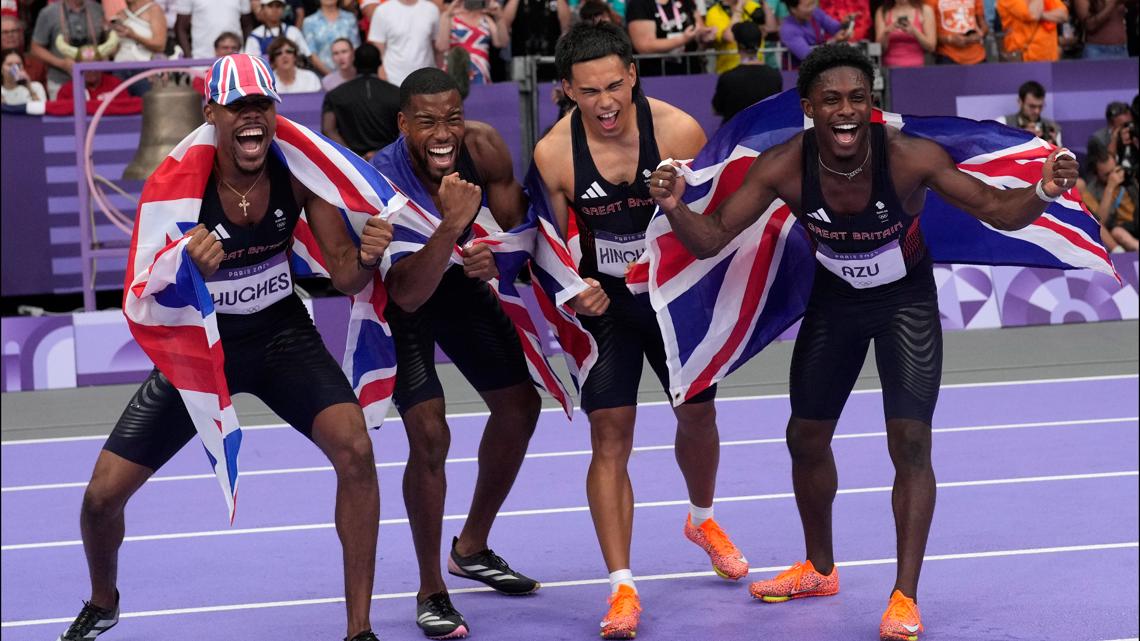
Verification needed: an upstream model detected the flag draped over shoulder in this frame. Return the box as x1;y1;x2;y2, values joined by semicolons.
372;139;597;416
125;116;401;521
626;89;1119;406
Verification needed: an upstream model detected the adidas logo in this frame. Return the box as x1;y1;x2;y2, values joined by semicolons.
807;208;831;223
580;181;607;200
212;224;231;240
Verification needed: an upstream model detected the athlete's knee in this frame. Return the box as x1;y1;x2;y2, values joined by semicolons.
675;401;716;436
406;415;451;468
886;420;932;470
491;385;541;433
786;418;834;463
328;431;377;481
82;482;129;523
589;411;635;463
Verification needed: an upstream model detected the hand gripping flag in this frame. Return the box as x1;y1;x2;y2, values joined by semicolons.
125;116;402;521
372;139;597;415
626;89;1119;406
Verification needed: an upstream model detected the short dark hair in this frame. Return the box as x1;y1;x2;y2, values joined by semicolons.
399;67;460;111
796;43;874;99
1018;80;1045;100
214;31;242;49
731;21;762;54
784;0;806;9
354;42;380;75
1086;139;1110;173
266;36;299;64
0;47;23;63
1105;100;1130;122
554;21;633;82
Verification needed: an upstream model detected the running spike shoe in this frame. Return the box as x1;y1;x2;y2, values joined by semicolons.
416;592;469;639
880;589;923;641
447;536;541;595
748;560;839;602
683;514;749;580
345;631;381;641
599;584;642;639
58;592;119;641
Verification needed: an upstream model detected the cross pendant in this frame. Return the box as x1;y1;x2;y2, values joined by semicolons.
238;196;250;217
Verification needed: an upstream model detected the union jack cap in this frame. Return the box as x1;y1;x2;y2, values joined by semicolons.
204;53;281;106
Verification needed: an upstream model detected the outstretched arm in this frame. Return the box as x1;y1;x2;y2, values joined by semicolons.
917;138;1078;231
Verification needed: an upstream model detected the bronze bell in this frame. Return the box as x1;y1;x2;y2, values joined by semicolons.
122;78;205;181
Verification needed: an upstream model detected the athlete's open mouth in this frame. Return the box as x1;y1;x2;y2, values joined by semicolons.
831;122;859;146
235;125;266;156
426;143;456;170
598;109;619;131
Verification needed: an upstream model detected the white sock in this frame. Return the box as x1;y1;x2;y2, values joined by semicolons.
609;569;636;594
689;502;714;526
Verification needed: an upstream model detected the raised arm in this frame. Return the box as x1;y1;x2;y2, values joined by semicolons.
302;189;394;296
913;136;1077;231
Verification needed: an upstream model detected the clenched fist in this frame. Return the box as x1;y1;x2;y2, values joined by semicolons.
185;224;223;277
1041;148;1079;198
462;241;499;282
647;162;686;215
359;215;394;269
569;277;610;316
439;172;483;231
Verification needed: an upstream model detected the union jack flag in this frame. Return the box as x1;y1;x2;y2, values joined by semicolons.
626;89;1118;405
449;16;492;84
372;139;597;415
125;116;401;521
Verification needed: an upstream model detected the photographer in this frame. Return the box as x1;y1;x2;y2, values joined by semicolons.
1082;143;1139;251
1;48;46;106
1003;80;1062;147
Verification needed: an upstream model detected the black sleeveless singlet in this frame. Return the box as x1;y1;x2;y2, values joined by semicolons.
569;94;661;294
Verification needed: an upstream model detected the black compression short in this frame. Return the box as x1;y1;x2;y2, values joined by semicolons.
789;262;943;424
386;265;531;414
103;296;359;470
579;290;716;414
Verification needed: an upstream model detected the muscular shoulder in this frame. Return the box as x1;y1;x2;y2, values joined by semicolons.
533;117;574;191
648;97;706;159
464;120;515;182
885;126;952;186
755;133;804;197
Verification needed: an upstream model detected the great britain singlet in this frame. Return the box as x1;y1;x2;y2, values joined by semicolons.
799;123;930;291
569;93;661;291
199;152;302;333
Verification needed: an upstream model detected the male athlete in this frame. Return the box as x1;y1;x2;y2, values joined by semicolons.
533;22;749;640
371;68;607;640
649;44;1079;641
59;54;393;641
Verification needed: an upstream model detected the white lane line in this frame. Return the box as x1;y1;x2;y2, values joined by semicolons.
3;470;1135;551
4;416;1136;493
2;541;1136;628
3;373;1136;446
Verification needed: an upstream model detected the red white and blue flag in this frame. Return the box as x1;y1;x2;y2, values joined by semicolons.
627;89;1118;405
372;140;597;415
125;116;401;521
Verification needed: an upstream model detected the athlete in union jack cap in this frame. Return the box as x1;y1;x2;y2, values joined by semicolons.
648;44;1079;641
58;53;393;641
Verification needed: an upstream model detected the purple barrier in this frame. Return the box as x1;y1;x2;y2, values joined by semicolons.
3;254;1136;393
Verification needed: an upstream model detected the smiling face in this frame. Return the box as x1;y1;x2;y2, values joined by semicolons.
399;90;465;182
205;96;277;174
562;54;637;138
802;66;872;160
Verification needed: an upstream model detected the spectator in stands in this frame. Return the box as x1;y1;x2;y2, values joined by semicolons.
503;0;568;82
2;14;46;84
926;0;987;63
321;42;400;158
175;0;253;62
711;21;781;123
570;0;625;24
1082;143;1139;251
30;0;107;99
1;48;46;105
1090;101;1134;155
779;0;853;68
580;0;624;23
368;0;443;86
110;0;167;62
1075;0;1129;57
821;0;870;41
875;0;937;66
1003;80;1061;146
215;30;244;56
246;0;319;73
44;37;143;114
267;35;321;91
304;0;361;74
626;0;715;76
322;36;356;90
704;0;782;73
436;0;508;86
360;0;381;34
996;0;1067;61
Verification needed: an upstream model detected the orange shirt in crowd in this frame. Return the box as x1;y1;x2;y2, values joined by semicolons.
925;0;986;63
997;0;1065;62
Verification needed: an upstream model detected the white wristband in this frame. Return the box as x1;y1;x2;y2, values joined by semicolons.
1035;179;1060;203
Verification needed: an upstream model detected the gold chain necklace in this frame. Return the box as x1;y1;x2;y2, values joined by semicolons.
218;165;266;217
818;144;871;181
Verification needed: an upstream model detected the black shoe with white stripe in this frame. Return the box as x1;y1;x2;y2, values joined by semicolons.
446;536;541;595
416;592;469;639
58;592;119;641
345;630;381;641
